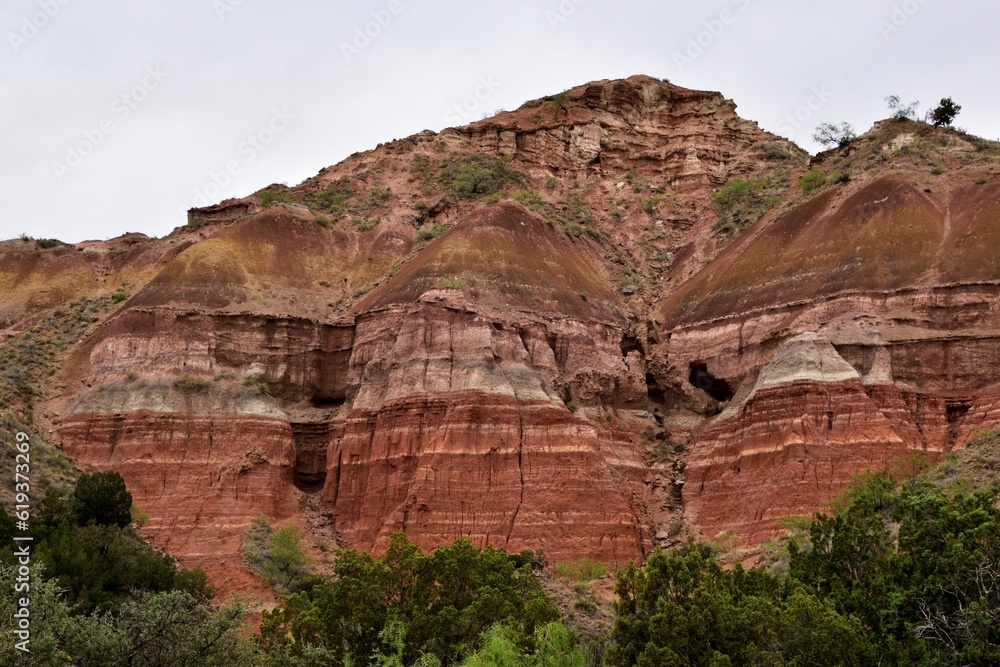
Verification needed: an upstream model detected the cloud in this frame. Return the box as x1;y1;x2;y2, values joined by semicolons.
1;0;997;242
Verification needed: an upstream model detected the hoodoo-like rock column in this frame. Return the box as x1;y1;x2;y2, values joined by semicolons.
323;202;655;565
325;299;649;565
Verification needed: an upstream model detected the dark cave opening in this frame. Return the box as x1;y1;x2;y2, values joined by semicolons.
688;362;734;402
646;373;666;404
291;422;330;493
310;395;345;409
621;333;643;359
946;400;972;426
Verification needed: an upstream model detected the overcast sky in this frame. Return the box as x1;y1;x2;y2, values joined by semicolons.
2;0;997;243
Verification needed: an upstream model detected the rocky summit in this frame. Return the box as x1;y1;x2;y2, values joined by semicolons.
4;75;1000;592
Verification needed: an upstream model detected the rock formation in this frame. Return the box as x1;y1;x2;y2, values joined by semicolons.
2;77;998;593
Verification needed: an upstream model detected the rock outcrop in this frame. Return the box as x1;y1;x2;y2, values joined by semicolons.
0;76;994;594
329;203;650;564
682;334;914;544
661;174;1000;546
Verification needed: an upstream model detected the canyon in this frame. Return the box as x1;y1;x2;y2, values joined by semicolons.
3;75;999;591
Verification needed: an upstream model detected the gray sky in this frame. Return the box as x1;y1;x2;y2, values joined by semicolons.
2;0;997;243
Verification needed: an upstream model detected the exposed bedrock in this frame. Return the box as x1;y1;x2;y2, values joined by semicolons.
325;296;651;565
661;178;1000;546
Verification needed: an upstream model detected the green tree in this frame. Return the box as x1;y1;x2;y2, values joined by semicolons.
929;98;961;127
262;524;312;594
31;523;210;613
439;154;527;197
607;543;738;666
261;534;560;666
0;567;250;666
813;121;857;148
608;541;878;666
458;622;584;667
886;94;919;121
2;480;210;615
893;485;1000;665
73;470;132;528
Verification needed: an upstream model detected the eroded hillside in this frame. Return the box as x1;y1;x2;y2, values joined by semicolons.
3;75;1000;591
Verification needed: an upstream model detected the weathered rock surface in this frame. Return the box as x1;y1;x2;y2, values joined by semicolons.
662;174;1000;546
0;77;994;595
682;335;914;544
59;380;299;588
331;203;651;564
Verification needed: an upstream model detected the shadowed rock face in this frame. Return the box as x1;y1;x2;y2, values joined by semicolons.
5;77;997;593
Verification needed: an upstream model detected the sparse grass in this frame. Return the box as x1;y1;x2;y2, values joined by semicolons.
641;197;662;214
353;217;381;232
796;168;828;193
554;558;609;583
0;296;120;503
711;177;782;237
260;188;295;207
366;187;393;209
437;277;466;289
242;374;270;395
416;224;450;245
566;399;580;413
624;170;650;193
0;295;116;418
573;584;599;615
309;177;356;214
174;374;212;394
755;142;797;161
930;426;1000;491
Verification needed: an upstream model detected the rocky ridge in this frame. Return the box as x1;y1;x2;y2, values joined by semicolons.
2;76;999;592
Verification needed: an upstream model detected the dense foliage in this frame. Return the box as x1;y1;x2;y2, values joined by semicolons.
0;474;209;616
929;97;962;127
608;469;1000;666
72;470;133;528
0;573;254;667
260;533;562;666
